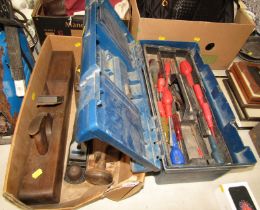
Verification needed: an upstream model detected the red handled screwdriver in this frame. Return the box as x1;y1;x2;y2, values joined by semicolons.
194;83;216;137
162;89;182;148
183;61;224;163
162;88;185;164
161;89;174;146
180;60;194;87
163;60;185;153
201;103;224;163
193;85;224;163
181;60;216;137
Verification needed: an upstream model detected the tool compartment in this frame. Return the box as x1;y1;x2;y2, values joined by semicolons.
141;43;254;183
76;0;256;183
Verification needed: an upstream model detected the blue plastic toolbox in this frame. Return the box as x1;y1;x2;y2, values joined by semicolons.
75;0;256;183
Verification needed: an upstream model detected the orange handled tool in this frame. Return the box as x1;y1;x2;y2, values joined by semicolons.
193;84;204;108
161;89;185;164
180;60;194;87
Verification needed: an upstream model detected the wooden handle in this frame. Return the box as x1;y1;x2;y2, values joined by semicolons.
28;113;53;155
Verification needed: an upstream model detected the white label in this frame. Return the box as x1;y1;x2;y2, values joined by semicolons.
14;80;26;97
73;11;85;16
122;181;140;188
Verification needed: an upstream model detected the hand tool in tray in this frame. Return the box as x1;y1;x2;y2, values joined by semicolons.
152;48;226;166
18;51;75;204
179;59;225;164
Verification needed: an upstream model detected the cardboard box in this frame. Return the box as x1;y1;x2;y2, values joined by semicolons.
3;35;144;209
130;0;255;69
32;0;84;45
32;0;131;45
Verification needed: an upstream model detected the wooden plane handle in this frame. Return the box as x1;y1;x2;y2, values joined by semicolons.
28;113;53;155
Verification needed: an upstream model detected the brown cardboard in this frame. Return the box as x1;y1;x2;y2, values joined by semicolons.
130;0;255;69
32;0;131;45
3;35;144;209
32;0;84;45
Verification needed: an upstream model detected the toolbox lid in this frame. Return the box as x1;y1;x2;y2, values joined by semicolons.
76;0;161;172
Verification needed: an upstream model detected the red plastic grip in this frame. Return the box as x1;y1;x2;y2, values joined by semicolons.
172;114;183;141
162;89;173;117
180;60;194;86
157;101;166;117
193;84;204;107
157;77;166;93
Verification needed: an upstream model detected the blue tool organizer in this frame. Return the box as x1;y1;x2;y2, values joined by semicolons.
76;0;256;174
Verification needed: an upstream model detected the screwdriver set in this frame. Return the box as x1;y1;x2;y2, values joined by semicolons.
143;45;229;168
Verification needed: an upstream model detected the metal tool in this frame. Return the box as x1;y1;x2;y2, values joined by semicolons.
146;54;174;166
65;92;88;185
86;142;113;185
197;111;211;137
36;96;64;106
176;72;195;120
162;88;174;146
170;82;184;111
149;59;160;87
201;102;216;137
65;164;86;184
208;135;225;164
155;56;185;165
196;98;225;164
64;141;88;184
182;60;224;163
163;60;185;150
180;60;216;137
181;121;207;165
179;60;201;113
172;56;197;120
158;101;170;144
